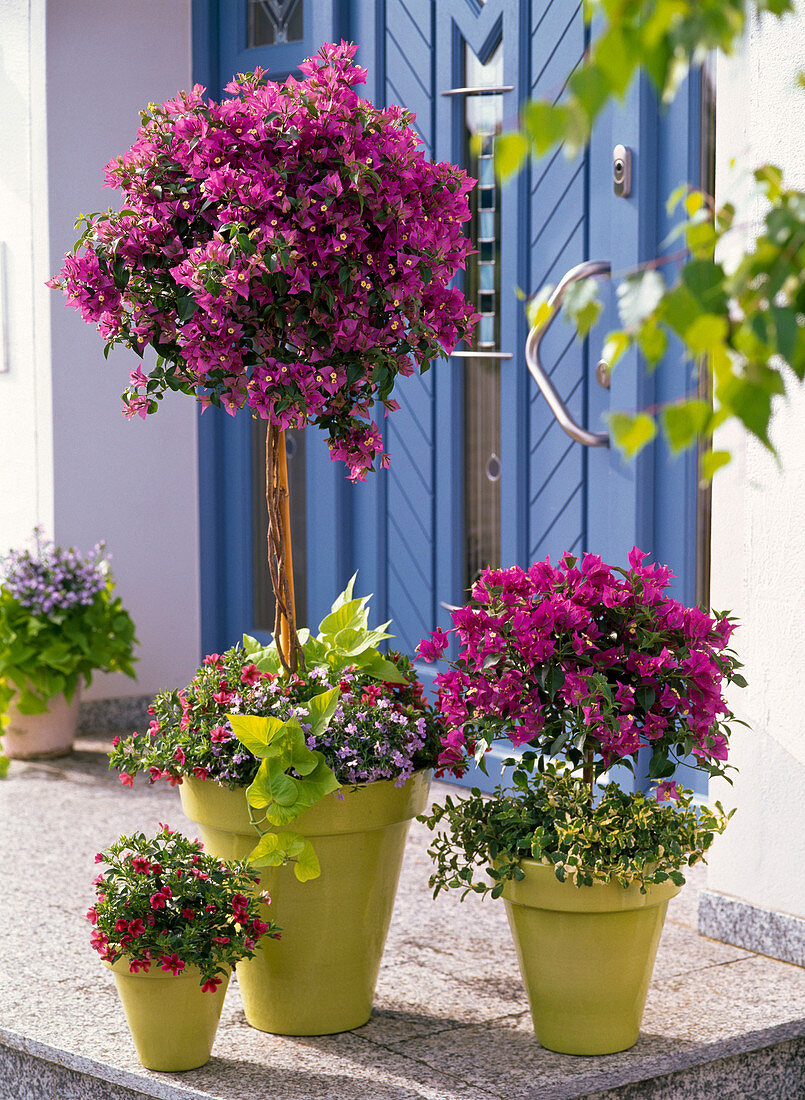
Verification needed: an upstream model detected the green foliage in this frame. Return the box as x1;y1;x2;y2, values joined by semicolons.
420;759;733;900
243;573;406;685
0;581;137;728
506;0;802;469
229;700;341;881
599;168;805;462
498;1;796;170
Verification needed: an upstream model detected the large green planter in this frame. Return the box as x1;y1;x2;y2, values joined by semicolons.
179;770;431;1035
501;860;680;1055
104;959;229;1071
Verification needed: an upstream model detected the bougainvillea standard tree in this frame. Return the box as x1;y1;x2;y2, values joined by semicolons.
49;41;476;671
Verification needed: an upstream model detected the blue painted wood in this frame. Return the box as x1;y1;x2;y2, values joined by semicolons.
199;0;704;796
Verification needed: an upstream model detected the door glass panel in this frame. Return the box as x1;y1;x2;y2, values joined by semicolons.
248;0;304;48
251;421;307;632
463;40;503;592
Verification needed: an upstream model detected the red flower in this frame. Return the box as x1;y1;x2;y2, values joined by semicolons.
119;772;134;788
159;953;186;975
128;957;151;974
85;907;98;924
131;855;152;874
182;908;195;920
211;936;230;945
128;919;145;937
150;886;172;909
201;977;221;993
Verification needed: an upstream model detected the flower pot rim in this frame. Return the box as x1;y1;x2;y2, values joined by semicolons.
500;857;682;913
102;958;231;982
180;768;433;839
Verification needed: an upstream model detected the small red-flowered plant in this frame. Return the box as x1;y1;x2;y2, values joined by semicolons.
48;40;477;482
419;548;743;790
88;825;279;990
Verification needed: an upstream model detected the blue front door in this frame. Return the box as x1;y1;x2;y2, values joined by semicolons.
196;0;706;790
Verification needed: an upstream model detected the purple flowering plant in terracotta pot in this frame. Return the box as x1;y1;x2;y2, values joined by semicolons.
0;529;137;766
48;40;476;671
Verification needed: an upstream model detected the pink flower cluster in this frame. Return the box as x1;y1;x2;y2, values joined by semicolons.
48;40;476;480
418;548;741;782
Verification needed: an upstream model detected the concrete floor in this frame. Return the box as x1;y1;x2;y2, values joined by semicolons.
1;737;804;1099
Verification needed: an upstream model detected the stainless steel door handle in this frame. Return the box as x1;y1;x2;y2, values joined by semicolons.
525;260;611;448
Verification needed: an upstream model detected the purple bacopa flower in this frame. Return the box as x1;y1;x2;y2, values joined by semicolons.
1;528;109;616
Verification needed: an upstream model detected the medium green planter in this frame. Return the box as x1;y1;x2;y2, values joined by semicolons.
179;770;431;1035
501;860;680;1055
104;959;229;1071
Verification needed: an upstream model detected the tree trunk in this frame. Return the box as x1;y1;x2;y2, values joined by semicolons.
265;424;304;675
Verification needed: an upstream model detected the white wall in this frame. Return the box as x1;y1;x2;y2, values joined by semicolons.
0;0;201;701
706;3;805;917
0;0;54;543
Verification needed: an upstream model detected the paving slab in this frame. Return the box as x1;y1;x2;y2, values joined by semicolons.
0;738;803;1099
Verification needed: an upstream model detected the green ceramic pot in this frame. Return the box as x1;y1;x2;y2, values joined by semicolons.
104;959;229;1071
179;769;431;1035
501;859;681;1055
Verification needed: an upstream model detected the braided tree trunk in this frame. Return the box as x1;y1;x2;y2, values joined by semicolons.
265;425;305;675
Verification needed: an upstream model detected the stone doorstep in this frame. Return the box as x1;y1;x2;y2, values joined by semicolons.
1;1022;804;1100
2;754;805;1100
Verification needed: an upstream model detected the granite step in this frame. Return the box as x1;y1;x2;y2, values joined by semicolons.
1;736;803;1100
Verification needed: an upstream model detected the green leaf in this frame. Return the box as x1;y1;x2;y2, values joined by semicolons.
562;277;603;337
521;101;569;157
302;687;340;740
608;412;657;456
354;651;407;684
318;597;368;638
328;574;358;613
493;131;528;180
617;270;665;329
683;314;728;356
247;830;321;880
661;400;711;452
700;449;732;481
601;330;631;369
228;713;287;757
526;284;554;331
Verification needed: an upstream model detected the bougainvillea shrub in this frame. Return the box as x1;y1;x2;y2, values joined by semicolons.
418;548;742;787
49;41;476;481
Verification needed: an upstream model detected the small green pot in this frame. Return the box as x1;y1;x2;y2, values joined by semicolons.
104;959;229;1071
179;770;431;1035
501;860;680;1055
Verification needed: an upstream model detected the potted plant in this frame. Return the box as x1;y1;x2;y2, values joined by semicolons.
88;824;280;1071
47;40;476;673
417;548;742;1055
0;529;137;761
109;578;441;1035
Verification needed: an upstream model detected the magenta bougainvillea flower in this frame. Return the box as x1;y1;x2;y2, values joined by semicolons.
418;548;742;784
49;41;477;480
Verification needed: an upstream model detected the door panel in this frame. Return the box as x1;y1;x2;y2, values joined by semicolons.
198;0;704;791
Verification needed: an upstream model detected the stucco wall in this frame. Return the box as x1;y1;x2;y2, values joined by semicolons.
0;0;54;543
706;3;805;917
0;0;200;701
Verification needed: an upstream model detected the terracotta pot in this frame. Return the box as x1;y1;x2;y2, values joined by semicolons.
179;770;431;1035
2;685;82;759
501;859;681;1055
104;958;229;1071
